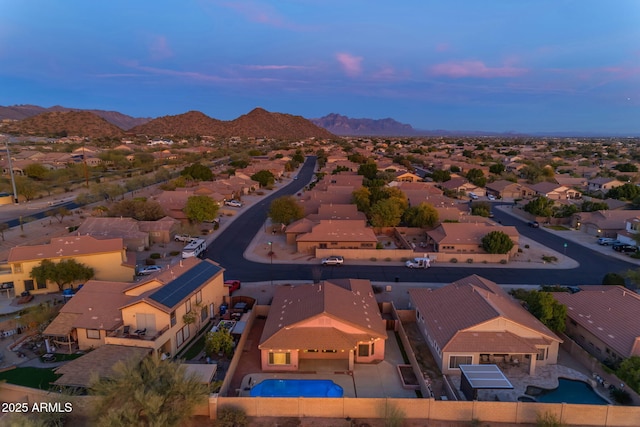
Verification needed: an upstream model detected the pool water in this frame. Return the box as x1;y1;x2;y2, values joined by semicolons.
250;379;344;398
525;378;608;405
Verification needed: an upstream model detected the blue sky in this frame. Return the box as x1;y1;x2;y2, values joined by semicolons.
1;1;639;134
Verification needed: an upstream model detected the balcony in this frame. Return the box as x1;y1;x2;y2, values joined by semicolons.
105;324;170;349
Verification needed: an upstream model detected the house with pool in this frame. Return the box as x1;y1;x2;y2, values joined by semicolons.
258;279;387;371
409;274;562;376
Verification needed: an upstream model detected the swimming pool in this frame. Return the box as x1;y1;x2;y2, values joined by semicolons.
249;379;344;398
524;378;608;405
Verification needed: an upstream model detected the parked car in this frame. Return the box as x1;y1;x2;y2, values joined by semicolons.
597;237;619;246
487;194;496;201
321;255;344;266
137;265;162;276
225;200;243;207
528;221;540;228
468;192;479;200
224;280;241;295
174;234;194;242
613;243;638;253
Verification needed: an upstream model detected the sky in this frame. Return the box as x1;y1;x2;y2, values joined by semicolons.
1;1;639;134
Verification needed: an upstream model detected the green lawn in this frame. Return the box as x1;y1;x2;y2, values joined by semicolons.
0;367;60;390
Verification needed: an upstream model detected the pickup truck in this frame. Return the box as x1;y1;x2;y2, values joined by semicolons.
174;234;194;242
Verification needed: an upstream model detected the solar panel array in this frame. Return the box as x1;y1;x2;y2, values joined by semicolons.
459;364;513;389
149;261;222;308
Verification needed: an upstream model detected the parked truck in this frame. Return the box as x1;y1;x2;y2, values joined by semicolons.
405;257;431;269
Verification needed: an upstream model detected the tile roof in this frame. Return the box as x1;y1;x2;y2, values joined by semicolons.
8;236;124;262
409;275;560;352
76;217;147;240
54;345;151;388
428;222;519;245
553;286;640;357
259;279;386;350
296;220;377;243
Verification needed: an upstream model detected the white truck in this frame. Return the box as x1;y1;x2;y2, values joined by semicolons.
405;257;431;269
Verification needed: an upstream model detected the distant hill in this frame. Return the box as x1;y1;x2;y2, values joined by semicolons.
310;113;417;136
131;107;335;139
0;104;150;130
4;111;125;138
129;111;227;137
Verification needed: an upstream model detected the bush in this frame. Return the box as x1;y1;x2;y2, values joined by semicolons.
536;411;564;427
144;258;156;265
602;272;625;285
500;259;508;264
610;387;632;405
169;251;180;257
525;244;530;249
370;257;377;262
450;258;458;263
466;258;473;264
149;253;161;259
385;257;392;262
518;248;523;253
542;255;558;263
216;406;248;427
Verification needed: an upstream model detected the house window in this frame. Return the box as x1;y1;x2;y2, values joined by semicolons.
24;280;34;291
170;312;176;327
176;330;184;347
14;264;22;274
86;329;100;339
185;299;191;314
268;352;291;365
449;355;472;369
322;349;337;353
196;291;202;304
371;342;375;356
36;279;47;289
358;344;370;357
305;349;318;353
182;324;190;341
319;243;327;249
536;348;547;361
200;306;208;323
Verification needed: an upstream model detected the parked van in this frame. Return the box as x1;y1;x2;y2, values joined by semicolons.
468;192;479;200
182;238;207;258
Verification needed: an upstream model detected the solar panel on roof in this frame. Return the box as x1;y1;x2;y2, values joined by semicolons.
149;262;222;308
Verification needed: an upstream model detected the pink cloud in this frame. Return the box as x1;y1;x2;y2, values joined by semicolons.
245;64;312;71
430;61;527;78
336;53;363;77
149;36;173;60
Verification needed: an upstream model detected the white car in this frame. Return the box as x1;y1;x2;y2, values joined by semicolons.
405;257;431;269
137;265;162;276
487;194;496;201
225;200;243;207
321;256;344;266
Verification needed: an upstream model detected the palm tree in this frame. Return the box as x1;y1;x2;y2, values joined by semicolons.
90;356;209;427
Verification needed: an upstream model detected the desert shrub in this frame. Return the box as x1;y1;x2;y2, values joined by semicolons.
500;259;507;264
169;251;180;257
466;258;473;263
370;257;377;262
149;253;161;259
536;411;564;427
385;257;392;262
450;258;458;263
215;406;248;427
542;255;558;263
525;244;530;249
610;387;632;405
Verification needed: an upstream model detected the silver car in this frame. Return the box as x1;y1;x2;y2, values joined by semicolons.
321;256;344;266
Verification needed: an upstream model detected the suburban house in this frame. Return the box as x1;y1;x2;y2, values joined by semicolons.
571;210;640;237
616;216;640;245
44;258;228;358
258;279;387;371
426;222;519;259
409;274;562;375
5;236;135;295
553;286;640;363
587;177;626;194
76;217;149;251
485;180;534;200
294;219;378;254
529;182;581;200
394;171;422;183
439;177;486;197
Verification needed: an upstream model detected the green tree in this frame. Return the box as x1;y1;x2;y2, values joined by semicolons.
402;202;439;228
292;150;305;163
481;231;514;254
489;163;505;175
511;290;566;333
617;356;640;393
268;195;304;225
370;198;404;227
15;176;42;201
524;197;554;217
46;207;71;224
470;201;491;217
184;195;219;223
181;163;213;181
205;329;235;357
90;356;208;427
602;272;626;285
24;163;49;180
251;170;275;188
109;199;166;221
581;201;609;212
357;161;378;180
614;163;638;172
607;183;640;201
431;169;451;183
30;259;95;291
352;187;371;213
466;168;486;187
